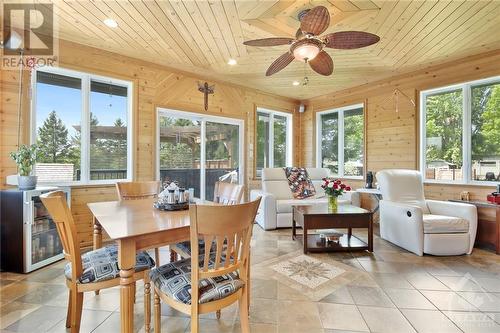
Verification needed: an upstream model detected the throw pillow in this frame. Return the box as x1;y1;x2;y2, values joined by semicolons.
283;167;316;199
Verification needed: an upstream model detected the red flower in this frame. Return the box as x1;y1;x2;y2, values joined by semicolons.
345;186;351;191
333;184;339;189
340;184;346;189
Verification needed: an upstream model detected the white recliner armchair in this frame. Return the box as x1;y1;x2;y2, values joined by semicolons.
376;169;477;256
250;168;360;230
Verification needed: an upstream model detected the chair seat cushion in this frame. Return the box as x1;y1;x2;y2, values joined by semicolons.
276;198;349;214
150;256;244;305
423;214;469;234
65;244;155;284
173;240;211;257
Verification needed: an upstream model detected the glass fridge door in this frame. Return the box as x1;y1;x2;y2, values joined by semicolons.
25;192;65;272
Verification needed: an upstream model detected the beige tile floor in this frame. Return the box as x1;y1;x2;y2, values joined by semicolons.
1;225;500;333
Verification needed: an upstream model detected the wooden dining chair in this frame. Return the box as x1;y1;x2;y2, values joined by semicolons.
116;181;161;265
151;198;261;333
40;191;155;333
170;181;245;260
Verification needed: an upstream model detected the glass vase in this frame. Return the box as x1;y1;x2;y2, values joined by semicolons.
328;195;338;211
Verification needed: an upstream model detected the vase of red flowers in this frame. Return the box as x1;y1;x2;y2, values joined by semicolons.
321;177;351;211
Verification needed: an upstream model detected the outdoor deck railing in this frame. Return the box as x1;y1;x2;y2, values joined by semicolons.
79;168;235;201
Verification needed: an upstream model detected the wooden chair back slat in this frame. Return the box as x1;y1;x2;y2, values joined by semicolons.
202;235;212;271
224;234;235;268
116;181;160;201
40;191;83;281
213;182;244;205
189;199;260;283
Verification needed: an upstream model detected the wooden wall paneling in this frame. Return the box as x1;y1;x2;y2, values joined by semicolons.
0;38;298;247
302;50;500;200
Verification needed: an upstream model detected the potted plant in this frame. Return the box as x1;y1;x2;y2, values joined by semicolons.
321;177;351;211
10;144;38;190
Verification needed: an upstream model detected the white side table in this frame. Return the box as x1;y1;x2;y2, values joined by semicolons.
356;188;383;223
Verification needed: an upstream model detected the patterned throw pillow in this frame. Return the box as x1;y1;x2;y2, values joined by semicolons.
283;167;316;199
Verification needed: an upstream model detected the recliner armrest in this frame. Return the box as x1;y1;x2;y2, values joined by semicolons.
250;189;277;230
426;200;477;254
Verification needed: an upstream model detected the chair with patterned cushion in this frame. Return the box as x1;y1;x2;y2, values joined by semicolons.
151;198;260;333
170;181;244;260
40;191;155;333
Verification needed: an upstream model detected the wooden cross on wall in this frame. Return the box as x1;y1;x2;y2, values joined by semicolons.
197;81;215;111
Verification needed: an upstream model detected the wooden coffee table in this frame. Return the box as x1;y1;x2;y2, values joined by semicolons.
292;204;373;254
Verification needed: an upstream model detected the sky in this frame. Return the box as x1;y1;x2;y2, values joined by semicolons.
36;82;127;138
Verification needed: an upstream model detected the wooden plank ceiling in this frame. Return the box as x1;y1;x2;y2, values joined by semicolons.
40;0;500;99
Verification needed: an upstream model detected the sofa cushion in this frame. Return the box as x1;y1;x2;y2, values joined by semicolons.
423;214;469;234
276;197;349;214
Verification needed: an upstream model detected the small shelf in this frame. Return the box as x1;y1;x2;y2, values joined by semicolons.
305;233;368;252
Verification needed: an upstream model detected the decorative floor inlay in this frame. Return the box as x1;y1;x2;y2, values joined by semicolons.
271;254;345;289
252;249;363;301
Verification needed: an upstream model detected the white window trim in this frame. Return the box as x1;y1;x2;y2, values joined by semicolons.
31;66;134;185
316;103;364;180
420;75;500;186
255;107;293;175
156;108;245;200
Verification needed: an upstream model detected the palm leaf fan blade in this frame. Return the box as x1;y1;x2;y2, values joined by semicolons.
300;6;330;35
309;51;333;76
324;31;380;49
266;52;295;76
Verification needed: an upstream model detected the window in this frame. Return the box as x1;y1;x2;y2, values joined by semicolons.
421;76;500;183
316;104;364;178
255;108;292;178
157;109;243;201
32;67;132;183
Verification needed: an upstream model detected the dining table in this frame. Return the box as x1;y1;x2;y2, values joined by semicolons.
88;198;214;333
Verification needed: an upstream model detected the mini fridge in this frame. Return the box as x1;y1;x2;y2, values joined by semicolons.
0;186;71;273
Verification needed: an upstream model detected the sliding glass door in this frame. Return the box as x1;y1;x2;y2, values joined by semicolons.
157;109;243;200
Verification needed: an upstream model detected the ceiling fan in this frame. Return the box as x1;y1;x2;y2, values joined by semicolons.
243;6;380;77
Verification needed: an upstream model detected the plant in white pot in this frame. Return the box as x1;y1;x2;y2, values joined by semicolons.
10;144;38;190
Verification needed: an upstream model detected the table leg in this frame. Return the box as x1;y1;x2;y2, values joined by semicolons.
292;217;296;240
347;228;352;239
368;215;373;252
93;217;103;295
303;225;308;254
93;216;102;250
118;239;136;333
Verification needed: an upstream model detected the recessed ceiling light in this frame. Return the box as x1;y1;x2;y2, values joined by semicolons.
292;81;300;86
104;18;118;28
227;58;237;65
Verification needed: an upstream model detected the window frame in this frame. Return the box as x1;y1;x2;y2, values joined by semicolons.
30;66;134;185
315;103;365;180
420;75;500;186
254;107;293;178
155;108;245;200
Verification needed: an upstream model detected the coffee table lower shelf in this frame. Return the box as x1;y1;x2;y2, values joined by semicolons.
299;233;369;252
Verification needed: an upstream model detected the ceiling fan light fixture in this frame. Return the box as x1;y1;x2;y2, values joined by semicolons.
291;39;322;62
227;58;237;65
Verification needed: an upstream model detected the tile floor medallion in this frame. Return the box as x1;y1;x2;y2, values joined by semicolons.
253;249;367;301
271;254;345;289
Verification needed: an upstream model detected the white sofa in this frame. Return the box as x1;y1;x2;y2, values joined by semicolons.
376;169;477;256
250;168;360;230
